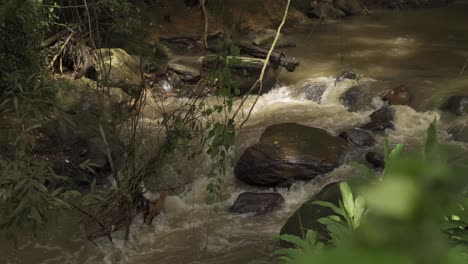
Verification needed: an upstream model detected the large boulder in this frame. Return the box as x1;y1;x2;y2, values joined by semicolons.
54;78;99;114
361;107;395;131
383;85;412;106
235;123;348;187
447;96;468;116
95;48;144;97
230;192;285;214
202;55;278;95
280;183;341;246
307;1;346;19
333;0;367;15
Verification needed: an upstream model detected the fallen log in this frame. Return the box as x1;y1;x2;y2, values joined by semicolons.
159;30;223;44
40;29;70;49
235;42;300;72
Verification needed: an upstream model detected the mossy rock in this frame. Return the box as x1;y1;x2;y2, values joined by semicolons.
54;78;99;114
95;48;143;97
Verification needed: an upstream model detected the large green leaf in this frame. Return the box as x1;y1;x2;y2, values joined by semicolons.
340;182;355;219
353;195;366;229
312;201;347;219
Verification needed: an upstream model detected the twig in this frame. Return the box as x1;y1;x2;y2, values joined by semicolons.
48;32;74;72
99;124;117;186
239;0;291;128
40;29;70;49
200;0;209;49
459;57;468;77
306;14;323;40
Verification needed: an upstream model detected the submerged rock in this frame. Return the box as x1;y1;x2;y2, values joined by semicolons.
234;123;348;187
336;71;358;81
298;81;328;103
383;85;412;106
230;192;285;214
339;128;375;147
447;96;468;116
361;107;395;131
280;183;342;246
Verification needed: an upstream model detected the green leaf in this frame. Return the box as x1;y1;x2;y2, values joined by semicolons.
339;182;355;219
353;195;366;229
350;162;375;179
425;118;439;157
364;176;418;219
389;144;405;160
312;201;347;219
278;234;308;249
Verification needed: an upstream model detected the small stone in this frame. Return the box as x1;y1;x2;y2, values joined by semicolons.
361;107;395;131
383;85;412;106
339;128;375;147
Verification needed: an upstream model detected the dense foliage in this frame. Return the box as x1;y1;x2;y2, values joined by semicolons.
278;122;468;263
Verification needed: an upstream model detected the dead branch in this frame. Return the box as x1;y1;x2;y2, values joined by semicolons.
40;29;70;49
48;32;75;72
235;42;299;72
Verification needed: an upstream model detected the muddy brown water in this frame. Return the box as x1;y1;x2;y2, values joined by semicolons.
2;2;468;263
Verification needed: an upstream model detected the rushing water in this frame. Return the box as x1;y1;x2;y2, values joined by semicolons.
2;2;468;263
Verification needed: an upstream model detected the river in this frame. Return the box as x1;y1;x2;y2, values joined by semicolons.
2;1;468;263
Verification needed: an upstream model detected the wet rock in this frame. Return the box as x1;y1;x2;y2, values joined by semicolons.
95;48;143;97
230;192;285;214
383;85;412;106
202;55;277;95
167;62;201;83
447;96;468;116
361;107;395;131
299;82;327;103
448;126;468;143
340;86;372;112
249;29;296;49
337;71;357;81
85;137;109;169
339;128;375;147
235;123;348;187
365;151;385;169
280;183;341;246
333;0;367;15
307;1;346;19
140;57;168;76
